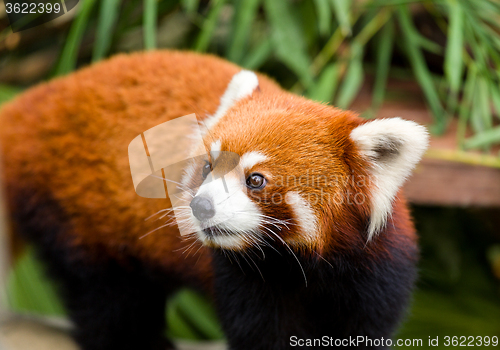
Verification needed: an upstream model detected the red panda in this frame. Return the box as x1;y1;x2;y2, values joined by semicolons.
0;51;428;350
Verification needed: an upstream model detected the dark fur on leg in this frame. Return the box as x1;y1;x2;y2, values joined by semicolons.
49;258;174;350
12;189;176;350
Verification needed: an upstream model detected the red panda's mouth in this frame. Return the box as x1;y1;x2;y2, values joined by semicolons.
202;227;216;237
202;226;239;237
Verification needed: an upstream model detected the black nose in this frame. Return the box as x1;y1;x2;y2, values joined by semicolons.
190;196;215;221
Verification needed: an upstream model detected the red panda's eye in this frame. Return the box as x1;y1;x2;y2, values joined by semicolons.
202;161;212;179
246;173;266;189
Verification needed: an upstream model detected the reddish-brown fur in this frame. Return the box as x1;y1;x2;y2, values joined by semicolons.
0;50;415;293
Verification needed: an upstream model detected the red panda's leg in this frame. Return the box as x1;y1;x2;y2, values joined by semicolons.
50;258;175;350
10;188;176;350
27;240;177;350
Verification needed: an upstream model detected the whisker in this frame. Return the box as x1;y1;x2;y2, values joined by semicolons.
182;239;199;256
216;189;240;205
148;174;194;193
314;251;334;269
145;208;173;221
139;222;173;239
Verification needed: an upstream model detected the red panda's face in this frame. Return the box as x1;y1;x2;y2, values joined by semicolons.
179;70;428;253
181;104;364;252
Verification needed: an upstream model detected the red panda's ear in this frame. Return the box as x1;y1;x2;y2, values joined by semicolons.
350;118;429;239
203;70;259;132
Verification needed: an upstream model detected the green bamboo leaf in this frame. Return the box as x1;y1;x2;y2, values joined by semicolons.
7;249;65;315
311;25;346;76
226;0;261;63
92;0;121;62
263;0;313;87
176;289;224;339
369;0;428;6
194;0;226;52
166;298;202;340
464;18;488;72
470;90;483;136
464;126;500;149
352;8;391;47
181;0;200;15
470;76;492;134
336;43;364;109
464;76;492;151
444;0;464;116
372;19;394;110
144;0;158;50
241;37;272;70
482;24;500;52
445;0;464;93
112;0;140;38
462;0;500;32
414;32;444;55
313;0;331;36
489;82;500;120
398;6;446;134
330;0;351;36
465;15;500;70
55;0;97;76
307;63;340;103
0;84;21;105
457;67;476;148
299;0;320;50
472;0;500;15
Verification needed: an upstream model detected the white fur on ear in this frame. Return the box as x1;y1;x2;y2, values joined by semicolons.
203;70;259;132
350;117;429;239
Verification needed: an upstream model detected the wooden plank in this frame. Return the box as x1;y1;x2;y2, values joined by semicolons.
404;158;500;207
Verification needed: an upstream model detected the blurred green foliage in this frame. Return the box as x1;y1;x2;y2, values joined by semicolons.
0;84;20;104
68;0;500;147
397;207;500;346
1;0;500;150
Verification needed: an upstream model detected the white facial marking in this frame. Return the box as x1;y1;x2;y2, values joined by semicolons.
210;140;222;161
203;70;259;133
239;151;268;170
285;191;318;244
350;117;428;239
183;71;260;248
200;234;250;250
190;167;263;250
182;150;269;250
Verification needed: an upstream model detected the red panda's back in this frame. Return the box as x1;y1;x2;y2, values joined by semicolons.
0;51;249;285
